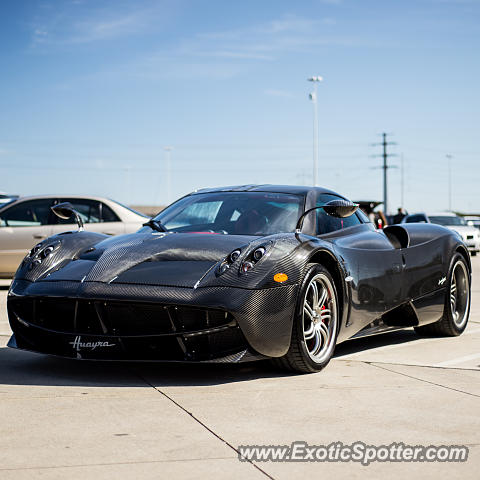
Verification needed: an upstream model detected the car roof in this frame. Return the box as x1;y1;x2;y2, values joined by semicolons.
407;212;457;217
1;194;115;203
424;212;458;217
0;194;122;213
192;184;340;196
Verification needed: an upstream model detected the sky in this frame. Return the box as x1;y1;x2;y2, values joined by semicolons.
0;0;479;214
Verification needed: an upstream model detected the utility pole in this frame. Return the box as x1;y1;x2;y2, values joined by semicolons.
164;146;173;205
400;153;404;209
371;133;397;215
308;76;322;186
446;154;453;211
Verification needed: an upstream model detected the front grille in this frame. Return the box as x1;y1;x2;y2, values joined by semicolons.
8;297;248;361
9;297;232;336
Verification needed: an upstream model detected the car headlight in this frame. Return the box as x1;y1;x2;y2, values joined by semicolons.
252;246;266;261
229;249;241;262
40;245;55;259
28;243;43;258
241;261;254;273
217;248;243;275
240;244;270;274
25;242;60;268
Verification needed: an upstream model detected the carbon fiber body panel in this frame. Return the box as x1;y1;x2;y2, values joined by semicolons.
8;279;298;358
7;185;471;364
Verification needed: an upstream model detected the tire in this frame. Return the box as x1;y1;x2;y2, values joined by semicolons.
414;253;470;337
471;251;477;257
273;264;339;373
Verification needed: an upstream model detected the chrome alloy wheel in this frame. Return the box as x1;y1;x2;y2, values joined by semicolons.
302;273;337;363
450;260;470;329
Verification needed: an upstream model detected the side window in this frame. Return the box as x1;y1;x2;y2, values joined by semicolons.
356;208;371;224
56;199;101;224
0;199;53;227
406;214;426;223
316;194;361;235
101;203;120;222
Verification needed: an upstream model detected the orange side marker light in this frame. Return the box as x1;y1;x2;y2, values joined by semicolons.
274;273;288;283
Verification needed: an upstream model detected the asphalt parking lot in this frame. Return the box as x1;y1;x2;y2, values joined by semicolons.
0;259;479;479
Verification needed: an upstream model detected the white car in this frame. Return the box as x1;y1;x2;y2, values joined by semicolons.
0;192;18;205
402;212;480;256
0;195;148;277
464;216;480;230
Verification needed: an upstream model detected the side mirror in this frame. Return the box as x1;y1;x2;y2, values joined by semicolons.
51;202;84;231
322;199;360;219
295;199;359;233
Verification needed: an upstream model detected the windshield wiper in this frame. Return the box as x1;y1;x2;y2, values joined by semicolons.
143;218;168;232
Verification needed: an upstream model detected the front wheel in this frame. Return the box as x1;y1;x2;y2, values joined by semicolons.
273;264;339;373
415;253;470;336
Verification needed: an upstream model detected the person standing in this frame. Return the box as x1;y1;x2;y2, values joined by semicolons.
393;207;406;224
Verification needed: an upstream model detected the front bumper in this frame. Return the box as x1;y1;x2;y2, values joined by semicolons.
465;241;480;253
8;279;299;361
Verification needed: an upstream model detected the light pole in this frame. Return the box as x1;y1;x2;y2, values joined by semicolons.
164;146;173;205
400;153;404;209
308;76;322;186
446;154;453;211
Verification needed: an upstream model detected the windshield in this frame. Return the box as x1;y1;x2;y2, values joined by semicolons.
0;198;17;208
429;215;466;226
110;199;148;218
148;192;304;235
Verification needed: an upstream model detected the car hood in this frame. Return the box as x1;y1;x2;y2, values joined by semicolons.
42;232;261;287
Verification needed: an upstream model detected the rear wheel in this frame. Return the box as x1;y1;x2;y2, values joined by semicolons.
273;264;339;373
415;253;470;336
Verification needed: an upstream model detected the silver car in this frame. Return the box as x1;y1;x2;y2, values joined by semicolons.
0;195;148;277
402;211;480;256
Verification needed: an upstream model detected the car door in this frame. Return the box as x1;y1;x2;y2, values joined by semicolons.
315;194;405;329
0;198;55;276
50;198;126;236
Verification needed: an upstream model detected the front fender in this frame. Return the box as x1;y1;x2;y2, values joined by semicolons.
13;231;107;283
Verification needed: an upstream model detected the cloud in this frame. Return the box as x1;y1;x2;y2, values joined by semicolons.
29;2;165;47
179;14;347;63
68;11;151;43
41;10;371;85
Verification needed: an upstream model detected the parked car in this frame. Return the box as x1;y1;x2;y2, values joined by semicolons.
7;185;471;373
402;212;480;256
0;195;147;277
464;216;480;230
0;192;19;205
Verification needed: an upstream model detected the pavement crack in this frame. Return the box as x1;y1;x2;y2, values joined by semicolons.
0;457;236;472
366;362;480;398
338;358;480;372
132;369;276;480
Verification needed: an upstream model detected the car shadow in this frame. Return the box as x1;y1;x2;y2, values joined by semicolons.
334;328;422;357
0;345;291;388
0;328;426;389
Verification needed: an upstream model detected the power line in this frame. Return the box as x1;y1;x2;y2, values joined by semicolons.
371;133;397;215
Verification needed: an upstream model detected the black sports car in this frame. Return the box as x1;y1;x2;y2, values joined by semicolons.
7;185;471;373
